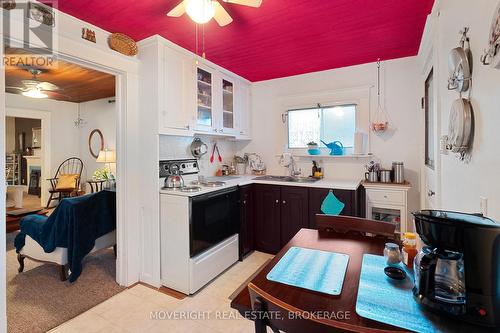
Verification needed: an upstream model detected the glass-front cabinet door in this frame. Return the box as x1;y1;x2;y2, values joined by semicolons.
196;67;213;130
222;78;235;133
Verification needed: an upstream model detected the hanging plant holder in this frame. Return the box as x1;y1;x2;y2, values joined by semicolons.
372;59;389;133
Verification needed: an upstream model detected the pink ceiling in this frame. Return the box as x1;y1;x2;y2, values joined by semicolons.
57;0;434;82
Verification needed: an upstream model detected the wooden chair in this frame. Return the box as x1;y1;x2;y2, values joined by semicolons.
315;214;397;240
248;282;344;333
46;157;84;208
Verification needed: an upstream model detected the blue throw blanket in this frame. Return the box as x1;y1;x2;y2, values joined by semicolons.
15;190;116;282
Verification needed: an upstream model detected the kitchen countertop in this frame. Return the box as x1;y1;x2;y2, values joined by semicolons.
160;175;362;197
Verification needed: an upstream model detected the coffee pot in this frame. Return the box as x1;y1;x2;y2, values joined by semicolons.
412;210;500;327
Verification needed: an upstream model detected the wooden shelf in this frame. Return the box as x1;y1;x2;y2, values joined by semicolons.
197;80;211;87
291;154;373;159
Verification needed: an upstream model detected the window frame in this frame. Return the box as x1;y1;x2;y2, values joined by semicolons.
286;103;358;149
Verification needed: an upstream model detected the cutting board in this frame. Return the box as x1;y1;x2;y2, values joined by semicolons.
266;246;349;296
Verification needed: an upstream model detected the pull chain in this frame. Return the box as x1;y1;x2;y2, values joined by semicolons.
377;58;381;107
202;24;206;59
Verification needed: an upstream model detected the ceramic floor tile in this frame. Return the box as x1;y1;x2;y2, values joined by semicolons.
48;312;111;333
51;251;275;333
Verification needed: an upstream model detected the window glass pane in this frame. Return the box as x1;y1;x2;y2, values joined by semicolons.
288;109;320;148
321;105;356;148
287;105;356;149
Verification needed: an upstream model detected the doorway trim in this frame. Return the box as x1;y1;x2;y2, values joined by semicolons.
2;17;142;332
5;108;51;207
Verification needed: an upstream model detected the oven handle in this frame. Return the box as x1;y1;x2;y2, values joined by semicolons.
191;186;238;202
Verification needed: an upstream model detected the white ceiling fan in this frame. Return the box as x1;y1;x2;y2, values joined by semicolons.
167;0;262;26
6;68;60;99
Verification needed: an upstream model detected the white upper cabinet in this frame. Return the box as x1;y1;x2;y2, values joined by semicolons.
161;46;195;134
138;36;251;139
235;79;251;139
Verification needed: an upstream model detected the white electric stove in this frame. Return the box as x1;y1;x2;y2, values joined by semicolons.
159;158;240;294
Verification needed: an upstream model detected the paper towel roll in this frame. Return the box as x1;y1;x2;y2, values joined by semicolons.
354;132;364;155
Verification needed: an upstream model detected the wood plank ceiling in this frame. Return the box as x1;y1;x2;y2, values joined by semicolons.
5;48;116;103
56;0;434;81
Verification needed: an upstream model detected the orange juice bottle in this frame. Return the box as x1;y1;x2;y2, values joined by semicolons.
402;232;418;268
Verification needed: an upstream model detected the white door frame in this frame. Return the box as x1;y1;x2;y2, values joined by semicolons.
1;22;141;333
5;108;51;206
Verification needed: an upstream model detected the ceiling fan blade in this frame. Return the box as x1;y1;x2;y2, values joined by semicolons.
213;2;233;26
21;79;39;88
37;81;59;91
167;1;186;17
222;0;262;8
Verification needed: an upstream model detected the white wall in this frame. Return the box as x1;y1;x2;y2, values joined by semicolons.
159;135;237;176
5;117;15;154
78;98;117;189
420;0;500;220
239;56;423;219
6;93;80;176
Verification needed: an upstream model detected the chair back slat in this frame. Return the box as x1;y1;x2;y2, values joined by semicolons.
56;157;84;178
316;214;397;239
248;282;343;333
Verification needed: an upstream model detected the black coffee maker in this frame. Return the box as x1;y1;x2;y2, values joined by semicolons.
412;210;500;327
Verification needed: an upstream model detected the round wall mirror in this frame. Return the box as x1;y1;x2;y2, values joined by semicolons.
89;129;104;159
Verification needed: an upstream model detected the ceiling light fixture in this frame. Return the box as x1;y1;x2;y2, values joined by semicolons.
186;0;215;24
21;87;48;99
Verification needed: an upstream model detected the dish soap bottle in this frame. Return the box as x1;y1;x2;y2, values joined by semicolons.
312;161;318;177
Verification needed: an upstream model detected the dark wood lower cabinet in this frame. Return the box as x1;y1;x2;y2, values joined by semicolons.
253;184;281;254
280;186;309;248
239;185;254;259
244;184;365;255
308;188;356;229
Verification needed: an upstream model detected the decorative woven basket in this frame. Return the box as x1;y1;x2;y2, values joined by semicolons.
108;33;138;56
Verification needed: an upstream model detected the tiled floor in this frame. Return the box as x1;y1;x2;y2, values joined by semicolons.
49;251;274;333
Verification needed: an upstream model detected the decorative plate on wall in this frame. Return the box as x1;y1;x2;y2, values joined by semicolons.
481;1;500;68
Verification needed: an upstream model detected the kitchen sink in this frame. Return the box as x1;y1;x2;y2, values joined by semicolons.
253;175;319;183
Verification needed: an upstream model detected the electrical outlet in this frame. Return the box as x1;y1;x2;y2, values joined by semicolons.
480;197;488;216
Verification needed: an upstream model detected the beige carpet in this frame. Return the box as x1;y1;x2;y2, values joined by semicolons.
6;232;125;333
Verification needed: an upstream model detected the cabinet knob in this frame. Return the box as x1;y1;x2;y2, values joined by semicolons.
384;195;388;199
282;200;286;205
213;128;217;132
243;200;246;204
275;199;279;204
240;131;244;134
185;125;190;130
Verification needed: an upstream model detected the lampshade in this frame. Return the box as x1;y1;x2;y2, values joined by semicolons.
96;149;116;163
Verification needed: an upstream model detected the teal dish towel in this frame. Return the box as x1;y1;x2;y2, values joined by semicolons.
321;190;345;215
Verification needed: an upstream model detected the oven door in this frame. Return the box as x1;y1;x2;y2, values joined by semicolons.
190;187;239;257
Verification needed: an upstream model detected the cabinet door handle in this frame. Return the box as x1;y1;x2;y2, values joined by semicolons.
213;128;217;132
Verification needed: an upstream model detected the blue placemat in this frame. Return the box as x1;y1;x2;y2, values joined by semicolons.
266;247;349;296
356;254;446;333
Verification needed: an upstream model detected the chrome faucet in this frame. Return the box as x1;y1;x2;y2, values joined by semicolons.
288;156;302;177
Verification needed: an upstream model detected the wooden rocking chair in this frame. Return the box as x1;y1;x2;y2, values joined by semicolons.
46;157;84;208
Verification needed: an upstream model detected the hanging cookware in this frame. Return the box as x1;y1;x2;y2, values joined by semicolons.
447;98;473;155
448;28;472;92
190;138;208;158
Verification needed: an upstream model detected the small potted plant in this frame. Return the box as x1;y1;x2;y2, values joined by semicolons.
307;141;321;155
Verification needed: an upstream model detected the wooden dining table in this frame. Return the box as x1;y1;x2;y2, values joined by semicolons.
230;228;495;333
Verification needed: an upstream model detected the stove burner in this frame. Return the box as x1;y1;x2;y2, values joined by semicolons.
191;180;204;186
181;186;202;193
203;181;226;187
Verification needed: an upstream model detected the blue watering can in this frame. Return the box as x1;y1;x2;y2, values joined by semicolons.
321;140;344;155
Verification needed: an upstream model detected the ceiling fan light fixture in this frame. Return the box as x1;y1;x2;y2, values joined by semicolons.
22;87;48;99
185;0;215;24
